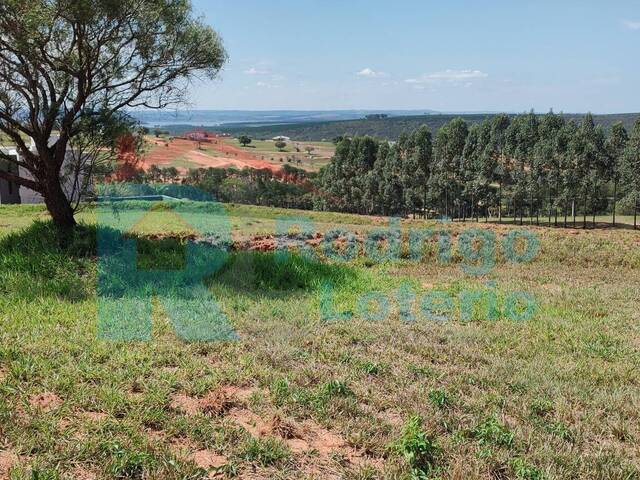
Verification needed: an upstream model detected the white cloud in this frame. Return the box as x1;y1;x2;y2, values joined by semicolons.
622;19;640;30
356;68;387;78
255;81;279;89
244;67;268;75
406;69;488;85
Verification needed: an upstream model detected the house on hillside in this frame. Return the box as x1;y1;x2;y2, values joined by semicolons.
272;136;290;142
184;130;213;142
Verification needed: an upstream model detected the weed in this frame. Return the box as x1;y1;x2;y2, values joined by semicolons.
391;415;441;478
473;417;514;448
510;457;544;480
428;389;452;409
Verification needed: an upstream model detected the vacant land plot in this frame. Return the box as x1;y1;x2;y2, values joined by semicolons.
142;136;282;174
0;203;639;479
226;138;334;171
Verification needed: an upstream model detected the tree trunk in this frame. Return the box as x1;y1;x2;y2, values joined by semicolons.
498;183;502;224
530;191;534;225
44;177;76;229
583;194;587;229
635;199;638;230
612;179;617;227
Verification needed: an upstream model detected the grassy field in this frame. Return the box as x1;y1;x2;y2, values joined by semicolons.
1;203;639;479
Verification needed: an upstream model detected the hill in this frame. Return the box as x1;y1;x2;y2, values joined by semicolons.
162;112;640;141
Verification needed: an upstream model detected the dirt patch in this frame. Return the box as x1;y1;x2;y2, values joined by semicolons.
232;233;324;253
227;410;379;468
171;386;383;470
81;411;107;422
270;414;300;439
68;466;98;480
200;389;237;416
228;408;271;437
170;393;201;416
28;392;62;411
0;450;19;477
191;450;228;469
171;385;256;417
142;135;282;174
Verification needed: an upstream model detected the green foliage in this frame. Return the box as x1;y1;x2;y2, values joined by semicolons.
183;166;315;210
391;416;441;479
320;379;354;398
510;457;544;480
428;389;452;409
472;417;514;448
0;220;96;301
238;135;252;147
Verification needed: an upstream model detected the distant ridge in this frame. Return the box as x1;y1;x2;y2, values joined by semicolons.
130;109;439;128
157;112;640;141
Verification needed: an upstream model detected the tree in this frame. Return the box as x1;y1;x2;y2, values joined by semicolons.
571;114;607;228
462;121;490;221
534;111;564;226
238;135;252;147
112;130;144;182
275;140;287;152
305;145;315;156
0;0;227;228
431;118;468;219
161;166;179;183
505;112;538;225
621;119;640;229
605;122;628;226
486;114;511;222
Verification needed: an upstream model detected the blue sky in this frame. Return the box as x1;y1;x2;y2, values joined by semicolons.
189;0;640;113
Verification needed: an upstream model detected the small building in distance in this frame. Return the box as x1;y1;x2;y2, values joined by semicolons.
272;135;291;142
183;130;213;142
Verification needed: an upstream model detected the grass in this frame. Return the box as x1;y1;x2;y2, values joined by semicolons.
0;202;639;478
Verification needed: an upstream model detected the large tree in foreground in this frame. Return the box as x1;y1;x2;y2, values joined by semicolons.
0;0;227;228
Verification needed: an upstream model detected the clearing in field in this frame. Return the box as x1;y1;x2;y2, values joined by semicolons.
141;134;334;175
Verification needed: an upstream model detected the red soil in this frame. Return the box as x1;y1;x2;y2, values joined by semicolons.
141;134;281;173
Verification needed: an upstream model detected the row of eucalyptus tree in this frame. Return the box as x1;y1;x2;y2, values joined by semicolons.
317;112;640;228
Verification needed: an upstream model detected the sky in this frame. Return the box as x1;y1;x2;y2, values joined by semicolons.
188;0;640;113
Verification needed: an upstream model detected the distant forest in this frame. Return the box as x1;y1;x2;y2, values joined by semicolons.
210;112;640;142
315;112;640;228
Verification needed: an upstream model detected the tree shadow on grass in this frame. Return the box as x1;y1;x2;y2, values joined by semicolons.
209;250;361;300
0;220;97;302
0;220;361;304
